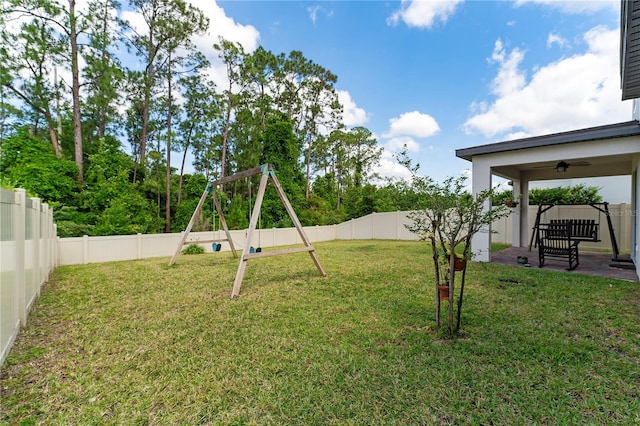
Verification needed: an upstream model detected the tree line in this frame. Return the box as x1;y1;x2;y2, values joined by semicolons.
0;0;603;238
0;0;415;236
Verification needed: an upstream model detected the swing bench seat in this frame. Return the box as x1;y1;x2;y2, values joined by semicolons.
548;219;600;242
538;223;580;270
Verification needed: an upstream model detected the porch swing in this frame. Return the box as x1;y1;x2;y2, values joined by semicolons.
529;202;632;267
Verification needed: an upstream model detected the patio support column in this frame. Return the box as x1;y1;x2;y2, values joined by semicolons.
520;180;530;248
471;158;492;262
510;179;522;247
633;163;639;269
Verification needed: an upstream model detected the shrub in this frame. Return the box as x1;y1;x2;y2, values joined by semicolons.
182;244;205;255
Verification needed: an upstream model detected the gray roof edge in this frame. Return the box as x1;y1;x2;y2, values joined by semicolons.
455;120;640;162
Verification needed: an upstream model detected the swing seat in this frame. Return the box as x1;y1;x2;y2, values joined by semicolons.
549;219;599;242
256;247;262;253
249;246;255;253
538;223;580;270
212;243;222;252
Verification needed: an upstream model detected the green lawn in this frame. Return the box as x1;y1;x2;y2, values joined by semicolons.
1;240;639;425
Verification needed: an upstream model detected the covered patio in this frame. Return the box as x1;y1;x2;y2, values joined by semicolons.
491;246;638;282
455;1;640;280
455;120;640;280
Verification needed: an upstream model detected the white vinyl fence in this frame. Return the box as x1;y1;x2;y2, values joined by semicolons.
56;206;632;266
0;188;57;366
0;200;633;367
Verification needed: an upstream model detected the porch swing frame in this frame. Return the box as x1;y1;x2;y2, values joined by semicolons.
529;202;630;264
169;164;327;297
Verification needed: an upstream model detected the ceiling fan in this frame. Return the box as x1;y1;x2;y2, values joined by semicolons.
533;160;591;172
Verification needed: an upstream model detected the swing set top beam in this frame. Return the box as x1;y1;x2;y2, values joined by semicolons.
208;164;273;189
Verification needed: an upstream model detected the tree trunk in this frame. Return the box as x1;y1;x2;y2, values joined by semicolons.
455;237;473;332
429;235;441;329
165;54;172;233
177;126;193;206
69;0;84;185
4;83;61;156
305;137;312;199
221;102;231;182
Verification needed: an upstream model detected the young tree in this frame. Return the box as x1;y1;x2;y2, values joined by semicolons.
402;154;510;336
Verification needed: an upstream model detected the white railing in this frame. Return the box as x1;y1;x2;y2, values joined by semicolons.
0;188;57;366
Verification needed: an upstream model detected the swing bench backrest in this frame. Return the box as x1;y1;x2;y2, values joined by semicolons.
548;219;599;242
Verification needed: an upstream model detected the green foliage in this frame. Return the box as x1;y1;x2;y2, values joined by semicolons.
94;192;163;236
54;206;95;237
298;195;346;226
182;244;205;255
491;189;516;206
83;137;137;212
0;130;79;204
529;184;602;205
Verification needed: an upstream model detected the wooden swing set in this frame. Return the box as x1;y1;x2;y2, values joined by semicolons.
169;164;327;297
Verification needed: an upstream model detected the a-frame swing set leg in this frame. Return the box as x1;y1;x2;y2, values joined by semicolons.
168;183;238;266
232;169;269;297
270;172;326;277
169;164;327;298
212;190;237;258
169;182;213;266
231;164;327;298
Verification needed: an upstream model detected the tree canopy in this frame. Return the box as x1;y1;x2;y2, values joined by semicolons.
0;0;399;235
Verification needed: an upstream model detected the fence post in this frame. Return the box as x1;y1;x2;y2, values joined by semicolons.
15;189;26;327
31;198;41;296
41;203;49;285
137;233;143;259
83;235;89;264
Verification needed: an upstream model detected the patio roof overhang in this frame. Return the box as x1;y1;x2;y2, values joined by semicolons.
455;120;640;181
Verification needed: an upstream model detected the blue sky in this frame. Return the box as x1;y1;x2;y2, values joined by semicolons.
130;0;631;198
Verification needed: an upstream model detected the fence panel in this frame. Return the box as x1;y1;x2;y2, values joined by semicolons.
0;189;56;367
0;189;19;368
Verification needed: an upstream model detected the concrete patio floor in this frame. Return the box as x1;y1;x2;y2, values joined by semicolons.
491;246;638;282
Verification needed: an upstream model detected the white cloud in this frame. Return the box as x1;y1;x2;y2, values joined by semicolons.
372;149;414;183
384;111;440;138
308;6;321;24
337;90;369;126
307;5;333;24
186;0;260;56
514;0;617;14
464;26;631;138
547;32;569;48
489;40;526;97
385;136;420;153
387;0;464;29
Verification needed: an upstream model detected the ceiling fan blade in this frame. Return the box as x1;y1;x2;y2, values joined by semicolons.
568;161;591;167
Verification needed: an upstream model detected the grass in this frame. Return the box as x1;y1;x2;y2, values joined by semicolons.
1;240;639;425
